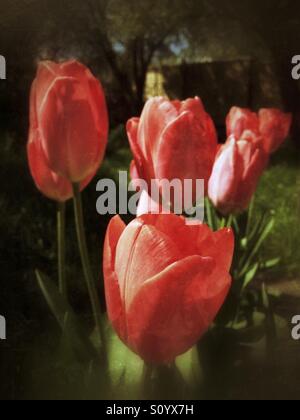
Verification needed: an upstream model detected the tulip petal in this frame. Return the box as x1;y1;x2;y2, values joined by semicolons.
127;118;150;182
156;111;216;193
179;97;206;116
115;221;181;307
137;97;178;161
259;109;292;153
197;227;235;272
103;216;127;341
208;138;243;214
237;146;268;208
126;255;230;364
59;60;91;79
226;107;259;139
35;61;59;113
114;218;145;299
57;60;109;147
180;97;218;145
138;214;199;257
87;77;109;145
27;129;73;202
29;80;38;129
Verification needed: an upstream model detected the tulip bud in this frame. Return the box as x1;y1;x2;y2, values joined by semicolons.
30;60;109;183
208;135;268;215
103;214;234;364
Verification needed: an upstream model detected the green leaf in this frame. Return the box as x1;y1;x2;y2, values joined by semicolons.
219;218;226;229
105;325;143;391
232;312;266;343
242;263;259;291
248;212;266;243
262;283;270;310
262;283;278;348
245;196;255;238
239;217;275;278
261;258;281;270
205;198;214;230
176;346;202;386
36;270;97;363
225;214;233;228
232;215;240;235
241;237;248;250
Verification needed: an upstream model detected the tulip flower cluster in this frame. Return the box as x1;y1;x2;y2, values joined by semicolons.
208;106;291;215
130;103;291;217
28;59;292;371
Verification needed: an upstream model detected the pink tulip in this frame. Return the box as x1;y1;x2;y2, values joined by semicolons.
208;135;268;215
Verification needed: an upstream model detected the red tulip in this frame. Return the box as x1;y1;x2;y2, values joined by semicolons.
226;107;259;140
259;109;292;153
30;60;108;183
208;135;268;215
127;97;217;205
27;129;95;202
103;214;234;364
226;106;292;154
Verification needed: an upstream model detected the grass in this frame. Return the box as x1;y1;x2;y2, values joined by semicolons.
255;142;300;279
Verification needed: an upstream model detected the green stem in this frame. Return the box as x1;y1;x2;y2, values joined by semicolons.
226;214;234;228
141;363;155;399
72;183;105;350
246;196;255;238
205;198;214;230
57;202;67;297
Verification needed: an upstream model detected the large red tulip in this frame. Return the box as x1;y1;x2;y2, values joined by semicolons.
208;135;268;215
30;60;108;183
103;214;234;365
127;97;218;206
226;106;292;154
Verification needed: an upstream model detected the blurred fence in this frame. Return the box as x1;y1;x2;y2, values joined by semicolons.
146;59;283;131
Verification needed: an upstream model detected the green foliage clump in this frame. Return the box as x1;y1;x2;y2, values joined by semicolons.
255;144;300;278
